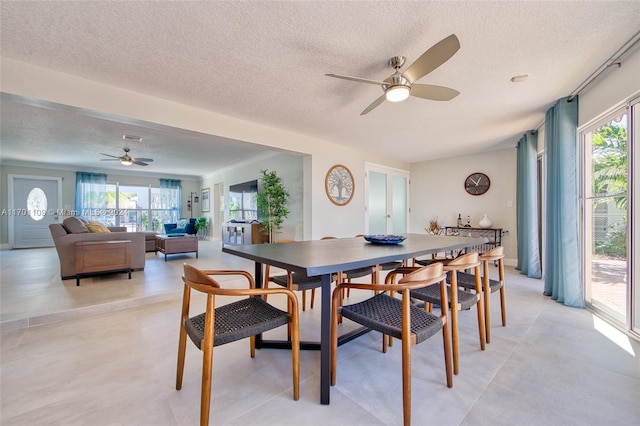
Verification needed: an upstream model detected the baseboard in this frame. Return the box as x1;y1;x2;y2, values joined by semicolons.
505;258;517;267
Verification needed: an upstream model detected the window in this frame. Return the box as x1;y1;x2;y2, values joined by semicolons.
104;183;180;232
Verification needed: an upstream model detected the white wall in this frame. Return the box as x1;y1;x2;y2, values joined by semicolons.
410;148;518;264
579;46;640;127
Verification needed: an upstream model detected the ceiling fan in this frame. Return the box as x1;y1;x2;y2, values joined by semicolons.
325;34;461;115
100;148;153;166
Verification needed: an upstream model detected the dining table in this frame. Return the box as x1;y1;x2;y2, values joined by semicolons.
222;233;487;404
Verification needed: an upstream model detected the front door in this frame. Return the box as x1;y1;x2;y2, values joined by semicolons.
8;175;62;248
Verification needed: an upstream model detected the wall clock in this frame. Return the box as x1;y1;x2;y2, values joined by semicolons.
464;172;490;196
325;164;354;206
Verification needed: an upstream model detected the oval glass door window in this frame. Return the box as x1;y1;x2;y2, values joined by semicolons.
27;188;47;221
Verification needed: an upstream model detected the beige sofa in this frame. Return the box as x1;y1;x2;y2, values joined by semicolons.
49;219;146;280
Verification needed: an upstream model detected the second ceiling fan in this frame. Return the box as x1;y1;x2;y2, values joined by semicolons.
326;34;461;115
100;148;153;166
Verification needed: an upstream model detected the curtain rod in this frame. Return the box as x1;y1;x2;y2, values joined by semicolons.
567;29;640;102
532;30;640;133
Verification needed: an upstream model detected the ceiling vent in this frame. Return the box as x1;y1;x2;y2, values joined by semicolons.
122;134;143;142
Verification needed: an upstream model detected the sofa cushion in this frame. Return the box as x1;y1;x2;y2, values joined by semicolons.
86;221;111;233
62;217;89;234
177;218;189;228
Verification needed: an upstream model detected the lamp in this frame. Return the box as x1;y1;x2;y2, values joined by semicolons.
385;85;410;102
120;159;133;166
187;192;199;218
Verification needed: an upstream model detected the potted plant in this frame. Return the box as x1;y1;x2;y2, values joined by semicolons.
256;169;290;243
194;216;209;240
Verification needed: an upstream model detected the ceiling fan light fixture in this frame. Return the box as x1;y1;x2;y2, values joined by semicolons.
120;159;133;166
385;86;410;102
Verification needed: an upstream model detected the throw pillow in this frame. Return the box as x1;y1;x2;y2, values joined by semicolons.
62;217;89;234
177;218;189;229
86;221;111;233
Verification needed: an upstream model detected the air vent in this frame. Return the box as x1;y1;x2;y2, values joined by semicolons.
122;134;143;142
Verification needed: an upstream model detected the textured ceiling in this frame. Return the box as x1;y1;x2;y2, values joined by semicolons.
1;1;640;177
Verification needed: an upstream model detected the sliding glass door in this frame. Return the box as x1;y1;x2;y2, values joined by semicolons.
581;108;630;326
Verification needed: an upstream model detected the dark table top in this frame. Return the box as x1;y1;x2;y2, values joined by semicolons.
222;233;488;276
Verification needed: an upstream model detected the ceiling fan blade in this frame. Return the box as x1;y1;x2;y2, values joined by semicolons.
325;74;386;86
100;158;120;161
132;161;149;166
100;153;120;159
403;34;460;83
133;158;153;162
410;84;460;101
360;94;387;116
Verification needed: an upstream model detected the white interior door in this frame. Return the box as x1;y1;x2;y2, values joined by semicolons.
8;175;62;248
365;163;409;235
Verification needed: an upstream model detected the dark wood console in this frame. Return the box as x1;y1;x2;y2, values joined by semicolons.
221;223;269;245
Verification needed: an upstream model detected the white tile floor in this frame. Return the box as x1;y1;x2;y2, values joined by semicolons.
1;241;639;425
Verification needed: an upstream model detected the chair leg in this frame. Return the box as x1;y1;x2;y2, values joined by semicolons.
331;290;340;386
290;302;300;400
301;290;307;312
499;259;507;326
449;273;460;375
442;316;453;388
483;260;492;344
200;344;213;426
310;288;316;309
176;285;191;391
500;285;507;326
176;324;187;390
250;335;256;358
401;292;412;426
472;266;486;351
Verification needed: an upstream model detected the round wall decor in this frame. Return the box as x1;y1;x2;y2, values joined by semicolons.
464;172;490;196
325;164;354;206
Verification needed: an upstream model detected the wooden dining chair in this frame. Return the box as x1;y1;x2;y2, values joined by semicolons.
176;264;300;426
452;246;506;343
387;252;486;375
331;262;453;426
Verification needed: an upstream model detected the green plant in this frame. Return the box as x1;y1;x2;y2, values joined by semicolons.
256;170;290;243
195;217;209;240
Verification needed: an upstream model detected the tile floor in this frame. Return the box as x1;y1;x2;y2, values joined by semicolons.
1;241;639;425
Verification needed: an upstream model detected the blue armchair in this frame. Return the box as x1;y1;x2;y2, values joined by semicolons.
164;218;197;235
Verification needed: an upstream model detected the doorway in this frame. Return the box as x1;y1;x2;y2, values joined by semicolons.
364;163;409;235
8;175;62;248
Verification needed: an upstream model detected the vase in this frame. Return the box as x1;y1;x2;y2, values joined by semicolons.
479;214;492;228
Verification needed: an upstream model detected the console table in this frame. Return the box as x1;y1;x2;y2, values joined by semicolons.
75;240;132;286
443;226;503;254
221;222;269;245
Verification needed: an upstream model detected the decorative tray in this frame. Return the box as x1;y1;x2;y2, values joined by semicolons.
362;234;406;245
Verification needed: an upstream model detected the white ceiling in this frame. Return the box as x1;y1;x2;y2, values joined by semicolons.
1;1;640;178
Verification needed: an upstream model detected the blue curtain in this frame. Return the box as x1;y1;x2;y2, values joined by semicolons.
75;172;107;215
516;132;542;278
544;97;583;307
160;178;181;214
